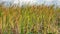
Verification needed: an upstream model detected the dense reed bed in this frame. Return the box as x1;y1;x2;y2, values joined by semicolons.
0;4;60;34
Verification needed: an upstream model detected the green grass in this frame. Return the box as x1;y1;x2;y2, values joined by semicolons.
0;5;60;34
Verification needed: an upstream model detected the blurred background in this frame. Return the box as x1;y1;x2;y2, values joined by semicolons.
0;0;60;7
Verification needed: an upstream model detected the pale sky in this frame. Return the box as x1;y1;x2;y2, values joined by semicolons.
58;0;60;1
0;0;60;6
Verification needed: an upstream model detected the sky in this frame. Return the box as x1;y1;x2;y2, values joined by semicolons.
0;0;60;6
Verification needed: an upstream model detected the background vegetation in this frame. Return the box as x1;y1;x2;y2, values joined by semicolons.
0;4;60;34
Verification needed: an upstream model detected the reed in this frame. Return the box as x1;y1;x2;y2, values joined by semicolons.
0;5;60;34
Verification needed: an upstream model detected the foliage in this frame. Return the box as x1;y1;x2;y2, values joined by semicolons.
0;5;60;34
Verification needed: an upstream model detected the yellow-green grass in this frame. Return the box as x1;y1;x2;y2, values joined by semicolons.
0;5;60;34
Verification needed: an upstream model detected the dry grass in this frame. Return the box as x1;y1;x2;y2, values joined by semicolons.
0;5;60;34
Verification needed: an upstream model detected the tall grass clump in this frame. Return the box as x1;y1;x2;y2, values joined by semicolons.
0;4;60;34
